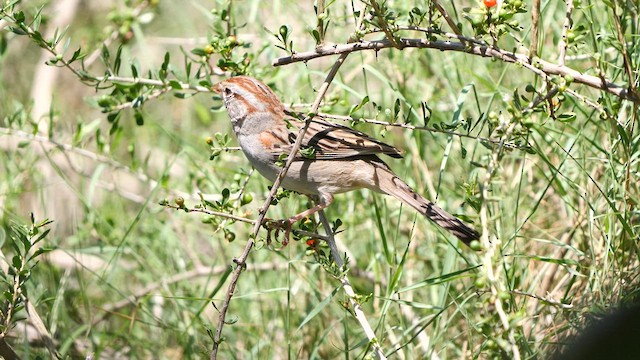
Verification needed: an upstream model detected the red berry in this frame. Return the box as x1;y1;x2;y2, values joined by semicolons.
484;0;497;7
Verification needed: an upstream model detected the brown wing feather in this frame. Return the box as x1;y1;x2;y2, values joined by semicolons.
266;116;402;160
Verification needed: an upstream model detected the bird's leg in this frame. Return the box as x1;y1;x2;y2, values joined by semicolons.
287;193;334;223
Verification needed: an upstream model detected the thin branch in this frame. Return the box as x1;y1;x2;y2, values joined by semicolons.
529;0;540;59
97;75;211;93
512;290;573;309
273;37;638;104
93;262;289;326
163;204;256;224
431;0;462;36
210;9;372;357
0;9;86;81
565;88;604;112
370;0;402;49
0;7;211;98
317;210;387;359
558;0;573;67
0;127;187;197
311;112;529;150
611;3;638;97
316;0;326;46
162;204;332;242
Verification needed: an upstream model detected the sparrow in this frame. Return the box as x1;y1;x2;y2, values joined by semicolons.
213;76;480;245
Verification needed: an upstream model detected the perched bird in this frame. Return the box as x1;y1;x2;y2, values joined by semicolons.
213;76;479;245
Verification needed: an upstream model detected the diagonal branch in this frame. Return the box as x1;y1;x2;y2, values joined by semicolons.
210;8;372;359
432;0;462;36
370;0;402;49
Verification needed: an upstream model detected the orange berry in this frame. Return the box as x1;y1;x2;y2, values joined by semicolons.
484;0;497;7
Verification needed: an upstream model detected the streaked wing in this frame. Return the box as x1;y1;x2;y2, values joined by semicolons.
262;115;402;160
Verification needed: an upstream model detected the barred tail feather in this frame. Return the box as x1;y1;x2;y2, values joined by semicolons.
373;164;480;245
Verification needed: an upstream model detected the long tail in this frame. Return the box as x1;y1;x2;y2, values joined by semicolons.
373;163;480;246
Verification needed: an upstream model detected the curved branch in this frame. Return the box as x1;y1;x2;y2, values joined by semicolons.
273;38;638;104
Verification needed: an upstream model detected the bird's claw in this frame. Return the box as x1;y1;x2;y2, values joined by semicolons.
262;218;294;247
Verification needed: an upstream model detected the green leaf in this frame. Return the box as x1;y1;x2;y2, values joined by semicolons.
298;286;339;330
131;61;139;78
191;48;207;56
372;196;391;264
0;33;7;56
70;47;83;62
349;96;369;115
221;188;230;203
33;229;50;244
398;265;482;293
452;84;472;124
168;80;183;90
393;98;401;119
311;29;320;44
100;44;110;67
617;123;629;145
557;112;576;122
12;255;22;270
29;247;53;262
14;11;25;23
114;45;123;74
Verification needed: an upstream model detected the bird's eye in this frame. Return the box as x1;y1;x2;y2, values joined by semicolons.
224;87;232;96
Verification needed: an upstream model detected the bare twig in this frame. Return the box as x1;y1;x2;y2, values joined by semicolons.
370;0;402;49
558;0;573;67
312;112;528;150
273;37;638;104
317;210;387;359
210;9;372;358
0;127;189;198
611;3;638;97
565;88;604;112
530;0;540;59
315;0;325;46
163;204;256;224
431;0;462;36
512;290;573;309
93;262;289;326
96;75;210;92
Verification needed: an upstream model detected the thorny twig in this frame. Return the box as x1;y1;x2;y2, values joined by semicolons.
210;8;380;359
273;37;638;104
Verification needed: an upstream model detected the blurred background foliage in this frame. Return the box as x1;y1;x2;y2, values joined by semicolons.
0;0;639;358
